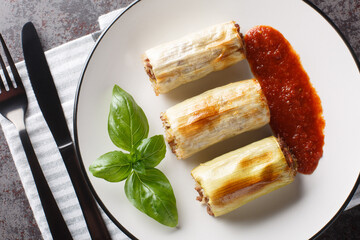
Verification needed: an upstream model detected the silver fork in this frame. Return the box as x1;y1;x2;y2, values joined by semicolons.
0;34;73;240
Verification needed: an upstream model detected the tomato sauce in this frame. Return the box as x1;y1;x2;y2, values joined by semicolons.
244;26;325;174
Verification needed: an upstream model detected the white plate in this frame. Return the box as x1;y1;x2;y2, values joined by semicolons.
74;0;360;239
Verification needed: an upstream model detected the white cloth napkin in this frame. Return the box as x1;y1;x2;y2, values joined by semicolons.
0;6;359;240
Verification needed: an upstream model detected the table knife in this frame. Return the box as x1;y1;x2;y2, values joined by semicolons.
21;22;111;240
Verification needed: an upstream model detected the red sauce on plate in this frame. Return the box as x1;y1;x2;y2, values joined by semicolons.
244;26;325;174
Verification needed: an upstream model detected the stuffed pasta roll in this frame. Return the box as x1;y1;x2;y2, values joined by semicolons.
161;79;270;159
191;136;297;217
143;21;246;95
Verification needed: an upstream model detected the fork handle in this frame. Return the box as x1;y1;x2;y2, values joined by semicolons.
19;129;73;240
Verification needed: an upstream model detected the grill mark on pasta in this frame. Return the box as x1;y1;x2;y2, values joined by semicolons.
211;165;280;206
177;104;265;138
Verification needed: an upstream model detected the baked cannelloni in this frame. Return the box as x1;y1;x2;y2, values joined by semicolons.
143;21;246;95
160;79;270;159
191;136;297;217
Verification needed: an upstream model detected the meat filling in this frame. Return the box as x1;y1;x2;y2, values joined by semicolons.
234;23;245;55
143;57;156;81
277;136;298;176
160;113;178;154
195;183;214;216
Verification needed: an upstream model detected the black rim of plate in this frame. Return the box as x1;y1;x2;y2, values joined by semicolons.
73;1;360;239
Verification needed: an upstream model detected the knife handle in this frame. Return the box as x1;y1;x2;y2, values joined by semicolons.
60;143;111;240
19;129;73;240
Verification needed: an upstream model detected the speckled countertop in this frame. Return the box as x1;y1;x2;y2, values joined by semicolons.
0;0;359;239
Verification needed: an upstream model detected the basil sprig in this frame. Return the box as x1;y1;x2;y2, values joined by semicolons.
89;85;178;227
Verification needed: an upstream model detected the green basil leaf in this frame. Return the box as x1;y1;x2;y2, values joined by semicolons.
89;151;132;182
124;168;178;227
108;85;149;152
136;135;166;168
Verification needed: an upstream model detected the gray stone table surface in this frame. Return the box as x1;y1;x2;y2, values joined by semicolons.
0;0;359;239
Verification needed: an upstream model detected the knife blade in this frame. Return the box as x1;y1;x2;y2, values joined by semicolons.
22;22;111;240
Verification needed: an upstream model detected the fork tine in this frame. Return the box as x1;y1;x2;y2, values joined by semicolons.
0;34;21;88
0;51;13;89
0;74;5;91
